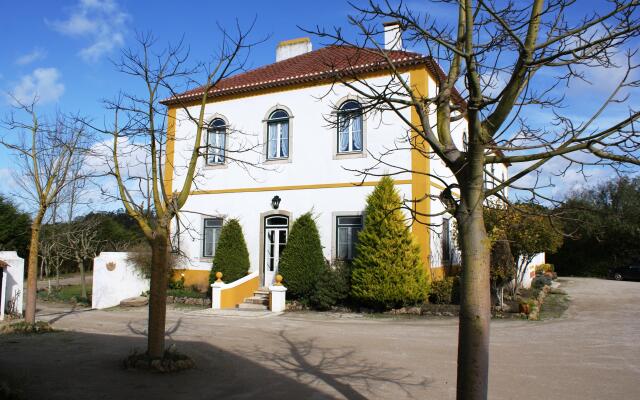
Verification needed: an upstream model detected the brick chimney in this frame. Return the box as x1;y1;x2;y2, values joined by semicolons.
276;37;312;62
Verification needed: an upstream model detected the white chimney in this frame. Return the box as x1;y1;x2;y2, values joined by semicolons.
276;37;312;62
383;21;403;51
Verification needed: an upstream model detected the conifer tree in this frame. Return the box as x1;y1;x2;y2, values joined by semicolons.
210;219;250;284
351;176;429;309
278;212;325;301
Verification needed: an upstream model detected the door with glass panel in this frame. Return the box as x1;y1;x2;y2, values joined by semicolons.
263;215;288;286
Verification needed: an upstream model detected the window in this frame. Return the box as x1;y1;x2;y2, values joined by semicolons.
442;218;451;264
336;215;363;260
337;100;363;153
206;118;226;165
202;218;223;257
267;109;289;159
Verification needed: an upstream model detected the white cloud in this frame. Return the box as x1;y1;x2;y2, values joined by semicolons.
15;48;47;65
48;0;129;62
9;67;65;105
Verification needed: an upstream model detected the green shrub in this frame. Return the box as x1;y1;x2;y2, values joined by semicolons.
167;288;206;299
278;213;325;301
168;276;185;290
209;219;250;284
429;277;455;304
535;263;554;273
310;260;351;310
351;176;429;310
532;275;552;290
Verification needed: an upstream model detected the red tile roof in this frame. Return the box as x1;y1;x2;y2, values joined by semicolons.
161;45;463;106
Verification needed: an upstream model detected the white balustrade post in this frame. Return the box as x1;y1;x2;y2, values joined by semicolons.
211;271;224;309
269;275;287;312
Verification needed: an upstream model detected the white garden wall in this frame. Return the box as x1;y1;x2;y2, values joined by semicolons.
92;252;149;310
0;251;24;319
519;252;546;289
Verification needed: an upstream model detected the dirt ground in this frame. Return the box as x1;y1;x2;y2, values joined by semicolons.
1;277;639;400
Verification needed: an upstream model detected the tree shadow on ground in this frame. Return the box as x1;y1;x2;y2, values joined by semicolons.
0;331;331;400
39;304;93;324
250;330;430;399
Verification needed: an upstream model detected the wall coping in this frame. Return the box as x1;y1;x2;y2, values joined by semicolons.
211;271;259;290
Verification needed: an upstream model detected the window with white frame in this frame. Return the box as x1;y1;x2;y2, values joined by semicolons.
206;118;226;165
337;100;363;153
267;109;289;159
336;215;363;260
202;218;223;257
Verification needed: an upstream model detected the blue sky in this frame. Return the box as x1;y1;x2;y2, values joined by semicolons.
0;0;638;211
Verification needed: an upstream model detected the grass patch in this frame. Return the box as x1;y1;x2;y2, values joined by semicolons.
123;344;195;373
0;321;56;335
38;284;91;305
539;290;570;320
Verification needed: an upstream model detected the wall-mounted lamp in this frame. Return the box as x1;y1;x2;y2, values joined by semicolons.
271;195;281;210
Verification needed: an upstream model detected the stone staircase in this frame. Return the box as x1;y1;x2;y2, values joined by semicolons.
237;288;270;310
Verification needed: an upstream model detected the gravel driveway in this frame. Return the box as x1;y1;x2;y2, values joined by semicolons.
1;277;638;399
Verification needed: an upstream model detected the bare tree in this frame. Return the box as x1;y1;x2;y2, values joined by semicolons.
95;26;261;359
1;100;88;324
307;1;640;398
39;224;72;291
63;218;103;299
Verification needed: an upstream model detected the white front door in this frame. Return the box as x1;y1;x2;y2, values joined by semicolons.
264;215;288;286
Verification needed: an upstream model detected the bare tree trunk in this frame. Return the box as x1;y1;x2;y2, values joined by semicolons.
78;259;87;299
147;231;169;358
24;210;44;324
455;147;491;400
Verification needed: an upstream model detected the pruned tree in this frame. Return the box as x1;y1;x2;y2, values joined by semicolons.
308;1;640;398
95;26;261;359
63;218;104;299
1;100;88;324
502;204;563;294
39;223;72;292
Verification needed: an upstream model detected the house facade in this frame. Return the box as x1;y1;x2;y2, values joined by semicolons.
163;25;508;292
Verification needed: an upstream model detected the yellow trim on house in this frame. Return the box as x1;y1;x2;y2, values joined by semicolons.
409;67;432;274
191;180;413;196
220;276;260;309
278;37;311;47
163;107;176;195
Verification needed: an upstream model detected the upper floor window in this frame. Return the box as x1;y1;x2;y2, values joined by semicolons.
336;215;363;260
203;217;223;258
206;118;226;165
337;100;363;153
267;109;289;160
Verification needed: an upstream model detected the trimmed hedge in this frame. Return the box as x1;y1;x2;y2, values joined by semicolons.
350;176;429;310
278;213;325;301
310;261;350;310
209;219;250;284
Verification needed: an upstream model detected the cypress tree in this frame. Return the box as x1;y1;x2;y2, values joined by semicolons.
351;176;429;309
278;212;325;301
210;219;250;284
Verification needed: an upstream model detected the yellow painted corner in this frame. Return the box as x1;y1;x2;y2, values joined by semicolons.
409;67;431;273
163;107;176;195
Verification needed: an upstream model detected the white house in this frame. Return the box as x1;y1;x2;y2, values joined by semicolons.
162;23;508;301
